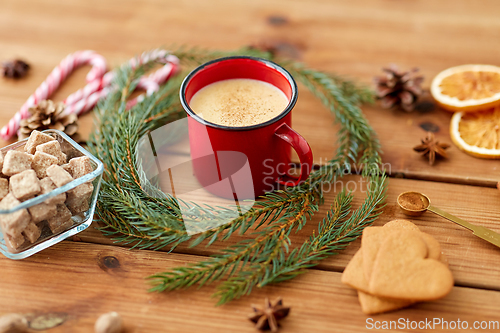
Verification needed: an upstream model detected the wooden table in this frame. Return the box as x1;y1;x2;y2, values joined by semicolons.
1;1;500;331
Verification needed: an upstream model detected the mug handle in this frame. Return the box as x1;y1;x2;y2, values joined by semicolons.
274;123;313;187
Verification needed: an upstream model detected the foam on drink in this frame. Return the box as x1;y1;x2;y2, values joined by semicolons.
189;78;289;127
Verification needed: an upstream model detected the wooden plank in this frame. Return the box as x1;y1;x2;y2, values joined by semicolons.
292;93;500;186
75;176;500;292
0;0;498;330
361;104;499;186
1;241;500;332
0;0;499;185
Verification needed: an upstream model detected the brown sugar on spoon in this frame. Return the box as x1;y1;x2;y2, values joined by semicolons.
398;192;427;211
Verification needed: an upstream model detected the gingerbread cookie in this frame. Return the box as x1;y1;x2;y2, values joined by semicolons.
342;219;453;314
358;291;413;315
369;230;454;301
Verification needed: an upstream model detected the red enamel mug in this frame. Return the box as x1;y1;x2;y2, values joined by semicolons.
180;56;313;199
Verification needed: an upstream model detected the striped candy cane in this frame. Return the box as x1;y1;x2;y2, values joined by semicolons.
0;50;107;140
1;49;180;140
63;49;180;116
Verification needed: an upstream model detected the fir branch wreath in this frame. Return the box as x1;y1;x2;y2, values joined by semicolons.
87;47;387;305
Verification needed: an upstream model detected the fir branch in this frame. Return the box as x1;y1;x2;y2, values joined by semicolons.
89;48;279;249
212;176;386;304
188;187;317;247
88;47;387;305
260;175;386;285
284;62;379;157
148;191;318;292
213;191;353;304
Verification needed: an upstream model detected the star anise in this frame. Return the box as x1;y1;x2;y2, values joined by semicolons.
2;59;30;79
413;132;450;165
248;297;290;332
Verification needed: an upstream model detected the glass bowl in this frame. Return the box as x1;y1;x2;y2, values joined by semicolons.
0;129;103;259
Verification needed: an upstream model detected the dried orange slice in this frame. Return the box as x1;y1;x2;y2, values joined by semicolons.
431;64;500;112
450;107;500;159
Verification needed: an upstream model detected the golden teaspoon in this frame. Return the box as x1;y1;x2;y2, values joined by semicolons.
397;191;500;248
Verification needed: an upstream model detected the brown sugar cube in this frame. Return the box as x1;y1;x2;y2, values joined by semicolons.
9;170;41;201
5;233;25;251
0;178;8;200
39;177;66;205
2;150;32;176
36;141;67;165
0;193;31;236
67;183;93;201
49;217;73;235
46;165;74;187
69;156;93;179
61;163;73;176
0;151;4;173
22;222;41;243
28;202;57;223
66;183;93;214
47;204;73;234
24;130;55;154
32;151;59;178
67;198;89;214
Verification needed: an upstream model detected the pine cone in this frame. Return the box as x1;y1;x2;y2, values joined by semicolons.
2;59;30;79
18;100;81;141
374;64;424;112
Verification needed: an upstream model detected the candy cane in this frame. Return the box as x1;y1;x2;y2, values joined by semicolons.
1;49;180;140
0;50;107;140
63;49;180;116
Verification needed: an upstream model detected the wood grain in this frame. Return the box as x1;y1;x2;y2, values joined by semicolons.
76;176;500;292
0;0;499;185
292;93;500;186
1;241;499;333
0;0;499;331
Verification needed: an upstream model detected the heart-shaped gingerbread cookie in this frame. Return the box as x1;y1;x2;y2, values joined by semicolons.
369;230;453;301
341;249;370;293
382;219;421;231
357;290;413;315
362;221;441;281
362;220;420;280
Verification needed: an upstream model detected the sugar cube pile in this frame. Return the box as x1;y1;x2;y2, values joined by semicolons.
0;130;94;252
